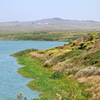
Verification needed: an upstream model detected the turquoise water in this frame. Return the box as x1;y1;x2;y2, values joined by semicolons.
0;40;65;100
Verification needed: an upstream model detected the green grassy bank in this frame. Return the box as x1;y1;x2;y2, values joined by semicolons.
0;31;94;42
13;50;88;100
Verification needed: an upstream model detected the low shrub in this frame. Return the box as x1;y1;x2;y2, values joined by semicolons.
50;71;64;79
83;50;100;66
12;49;37;56
64;50;84;58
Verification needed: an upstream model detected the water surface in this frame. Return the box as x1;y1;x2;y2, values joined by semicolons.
0;40;65;100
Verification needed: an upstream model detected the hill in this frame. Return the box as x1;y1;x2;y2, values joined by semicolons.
0;18;100;33
0;18;100;41
13;32;100;100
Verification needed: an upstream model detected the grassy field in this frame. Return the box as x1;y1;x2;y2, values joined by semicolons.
0;31;96;42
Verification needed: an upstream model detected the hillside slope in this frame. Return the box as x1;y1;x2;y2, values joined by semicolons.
13;32;100;100
30;32;100;99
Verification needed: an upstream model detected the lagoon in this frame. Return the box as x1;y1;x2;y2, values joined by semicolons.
0;40;65;100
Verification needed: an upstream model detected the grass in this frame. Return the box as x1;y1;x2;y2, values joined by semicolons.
83;50;100;67
72;50;100;68
0;31;92;42
14;51;89;100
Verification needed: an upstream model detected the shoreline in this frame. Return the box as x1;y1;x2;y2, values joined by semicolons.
13;49;87;100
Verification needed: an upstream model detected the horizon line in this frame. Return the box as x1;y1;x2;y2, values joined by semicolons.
0;17;100;23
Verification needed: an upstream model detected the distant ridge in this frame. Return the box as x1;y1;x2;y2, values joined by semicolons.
0;18;100;32
32;18;100;26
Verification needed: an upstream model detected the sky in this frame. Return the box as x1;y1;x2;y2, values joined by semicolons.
0;0;99;22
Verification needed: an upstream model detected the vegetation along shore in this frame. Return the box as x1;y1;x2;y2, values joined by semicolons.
13;32;100;100
0;31;99;42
